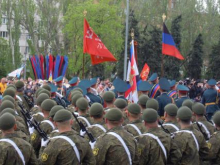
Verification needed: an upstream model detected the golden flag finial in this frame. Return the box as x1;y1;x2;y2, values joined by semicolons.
131;28;134;40
83;10;87;17
162;13;166;22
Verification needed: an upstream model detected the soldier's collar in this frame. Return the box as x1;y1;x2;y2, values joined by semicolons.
108;126;123;132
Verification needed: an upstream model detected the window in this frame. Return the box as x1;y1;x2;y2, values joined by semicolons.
0;31;8;38
2;18;7;24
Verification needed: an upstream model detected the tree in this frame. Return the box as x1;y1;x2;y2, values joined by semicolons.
0;38;10;77
63;0;123;78
186;34;204;79
164;15;182;79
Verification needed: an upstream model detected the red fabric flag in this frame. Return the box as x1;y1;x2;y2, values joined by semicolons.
140;63;150;81
83;18;117;65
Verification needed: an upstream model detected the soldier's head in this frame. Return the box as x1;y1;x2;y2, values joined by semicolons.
182;99;194;110
213;111;220;129
148;73;158;84
71;93;83;106
0;113;17;134
42;84;51;92
15;80;25;92
49;105;63;122
164;103;178;120
114;99;127;111
177;106;192;126
146;99;159;111
2;89;16;99
192;102;205;118
103;91;115;105
105;108;123;129
41;99;57;117
207;79;216;89
159;78;170;93
53;109;73;131
177;85;189;97
89;103;105;120
138;81;152;96
36;93;50;107
126;103;141;121
38;89;51;98
0;100;15;112
76;98;89;114
142;108;158;128
1;95;15;104
137;95;149;110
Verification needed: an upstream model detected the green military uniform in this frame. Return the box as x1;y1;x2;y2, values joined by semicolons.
113;98;129;125
163;104;180;133
86;103;106;140
137;94;149;110
124;103;146;136
39;110;96;165
192;102;215;140
206;111;220;164
0;113;37;164
94;108;139;165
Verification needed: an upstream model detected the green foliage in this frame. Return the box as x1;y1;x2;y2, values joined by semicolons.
186;34;204;79
164;15;182;79
63;0;123;78
0;38;11;77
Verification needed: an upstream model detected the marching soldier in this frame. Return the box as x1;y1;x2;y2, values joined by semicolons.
93;108;139;165
202;79;220;120
0;113;38;164
67;93;83;113
113;99;129;125
137;95;149;111
103;91;115;110
124;103;146;136
148;73;160;98
39;110;96;164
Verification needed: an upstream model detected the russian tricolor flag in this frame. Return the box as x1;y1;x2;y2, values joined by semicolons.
162;23;184;60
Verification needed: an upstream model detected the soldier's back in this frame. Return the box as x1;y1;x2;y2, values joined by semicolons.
87;121;107;140
124;119;146;136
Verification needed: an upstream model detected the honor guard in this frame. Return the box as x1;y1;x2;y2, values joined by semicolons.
54;76;66;97
202;79;220;120
114;80;129;102
66;77;79;101
156;78;173;117
168;80;177;99
138;81;153;96
148;73;161;98
175;85;190;108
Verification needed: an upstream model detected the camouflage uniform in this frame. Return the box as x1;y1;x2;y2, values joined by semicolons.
124;119;146;136
86;120;107;140
72;114;93;132
66;104;76;113
163;120;180;133
206;130;220;164
93;126;139;165
0;133;37;165
39;130;96;165
16;93;30;111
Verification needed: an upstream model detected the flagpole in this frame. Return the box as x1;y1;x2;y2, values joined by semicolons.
124;0;129;81
161;13;166;77
83;10;87;79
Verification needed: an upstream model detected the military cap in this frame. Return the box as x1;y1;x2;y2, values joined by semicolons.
138;95;149;106
49;105;63;118
42;84;51;92
49;84;57;93
69;77;79;85
2;89;16;98
142;108;158;123
53;109;72;122
192;102;205;115
170;80;176;88
114;80;128;93
71;93;83;106
0;100;15;111
6;84;17;90
105;108;122;121
38;89;51;97
213;111;220;126
72;87;83;94
89;103;104;116
113;78;121;87
177;106;192;120
103;91;115;103
36;93;50;106
127;103;141;114
76;98;88;111
75;85;87;95
177;85;189;91
146;99;159;111
0;113;16;130
182;99;194;110
41;99;56;111
208;79;216;86
138;81;153;91
90;78;98;86
71;91;83;98
159;78;170;91
164;103;178;116
0;108;16;116
15;80;24;89
78;79;91;89
114;99;127;109
54;76;63;83
148;73;158;82
2;95;15;103
35;88;44;97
